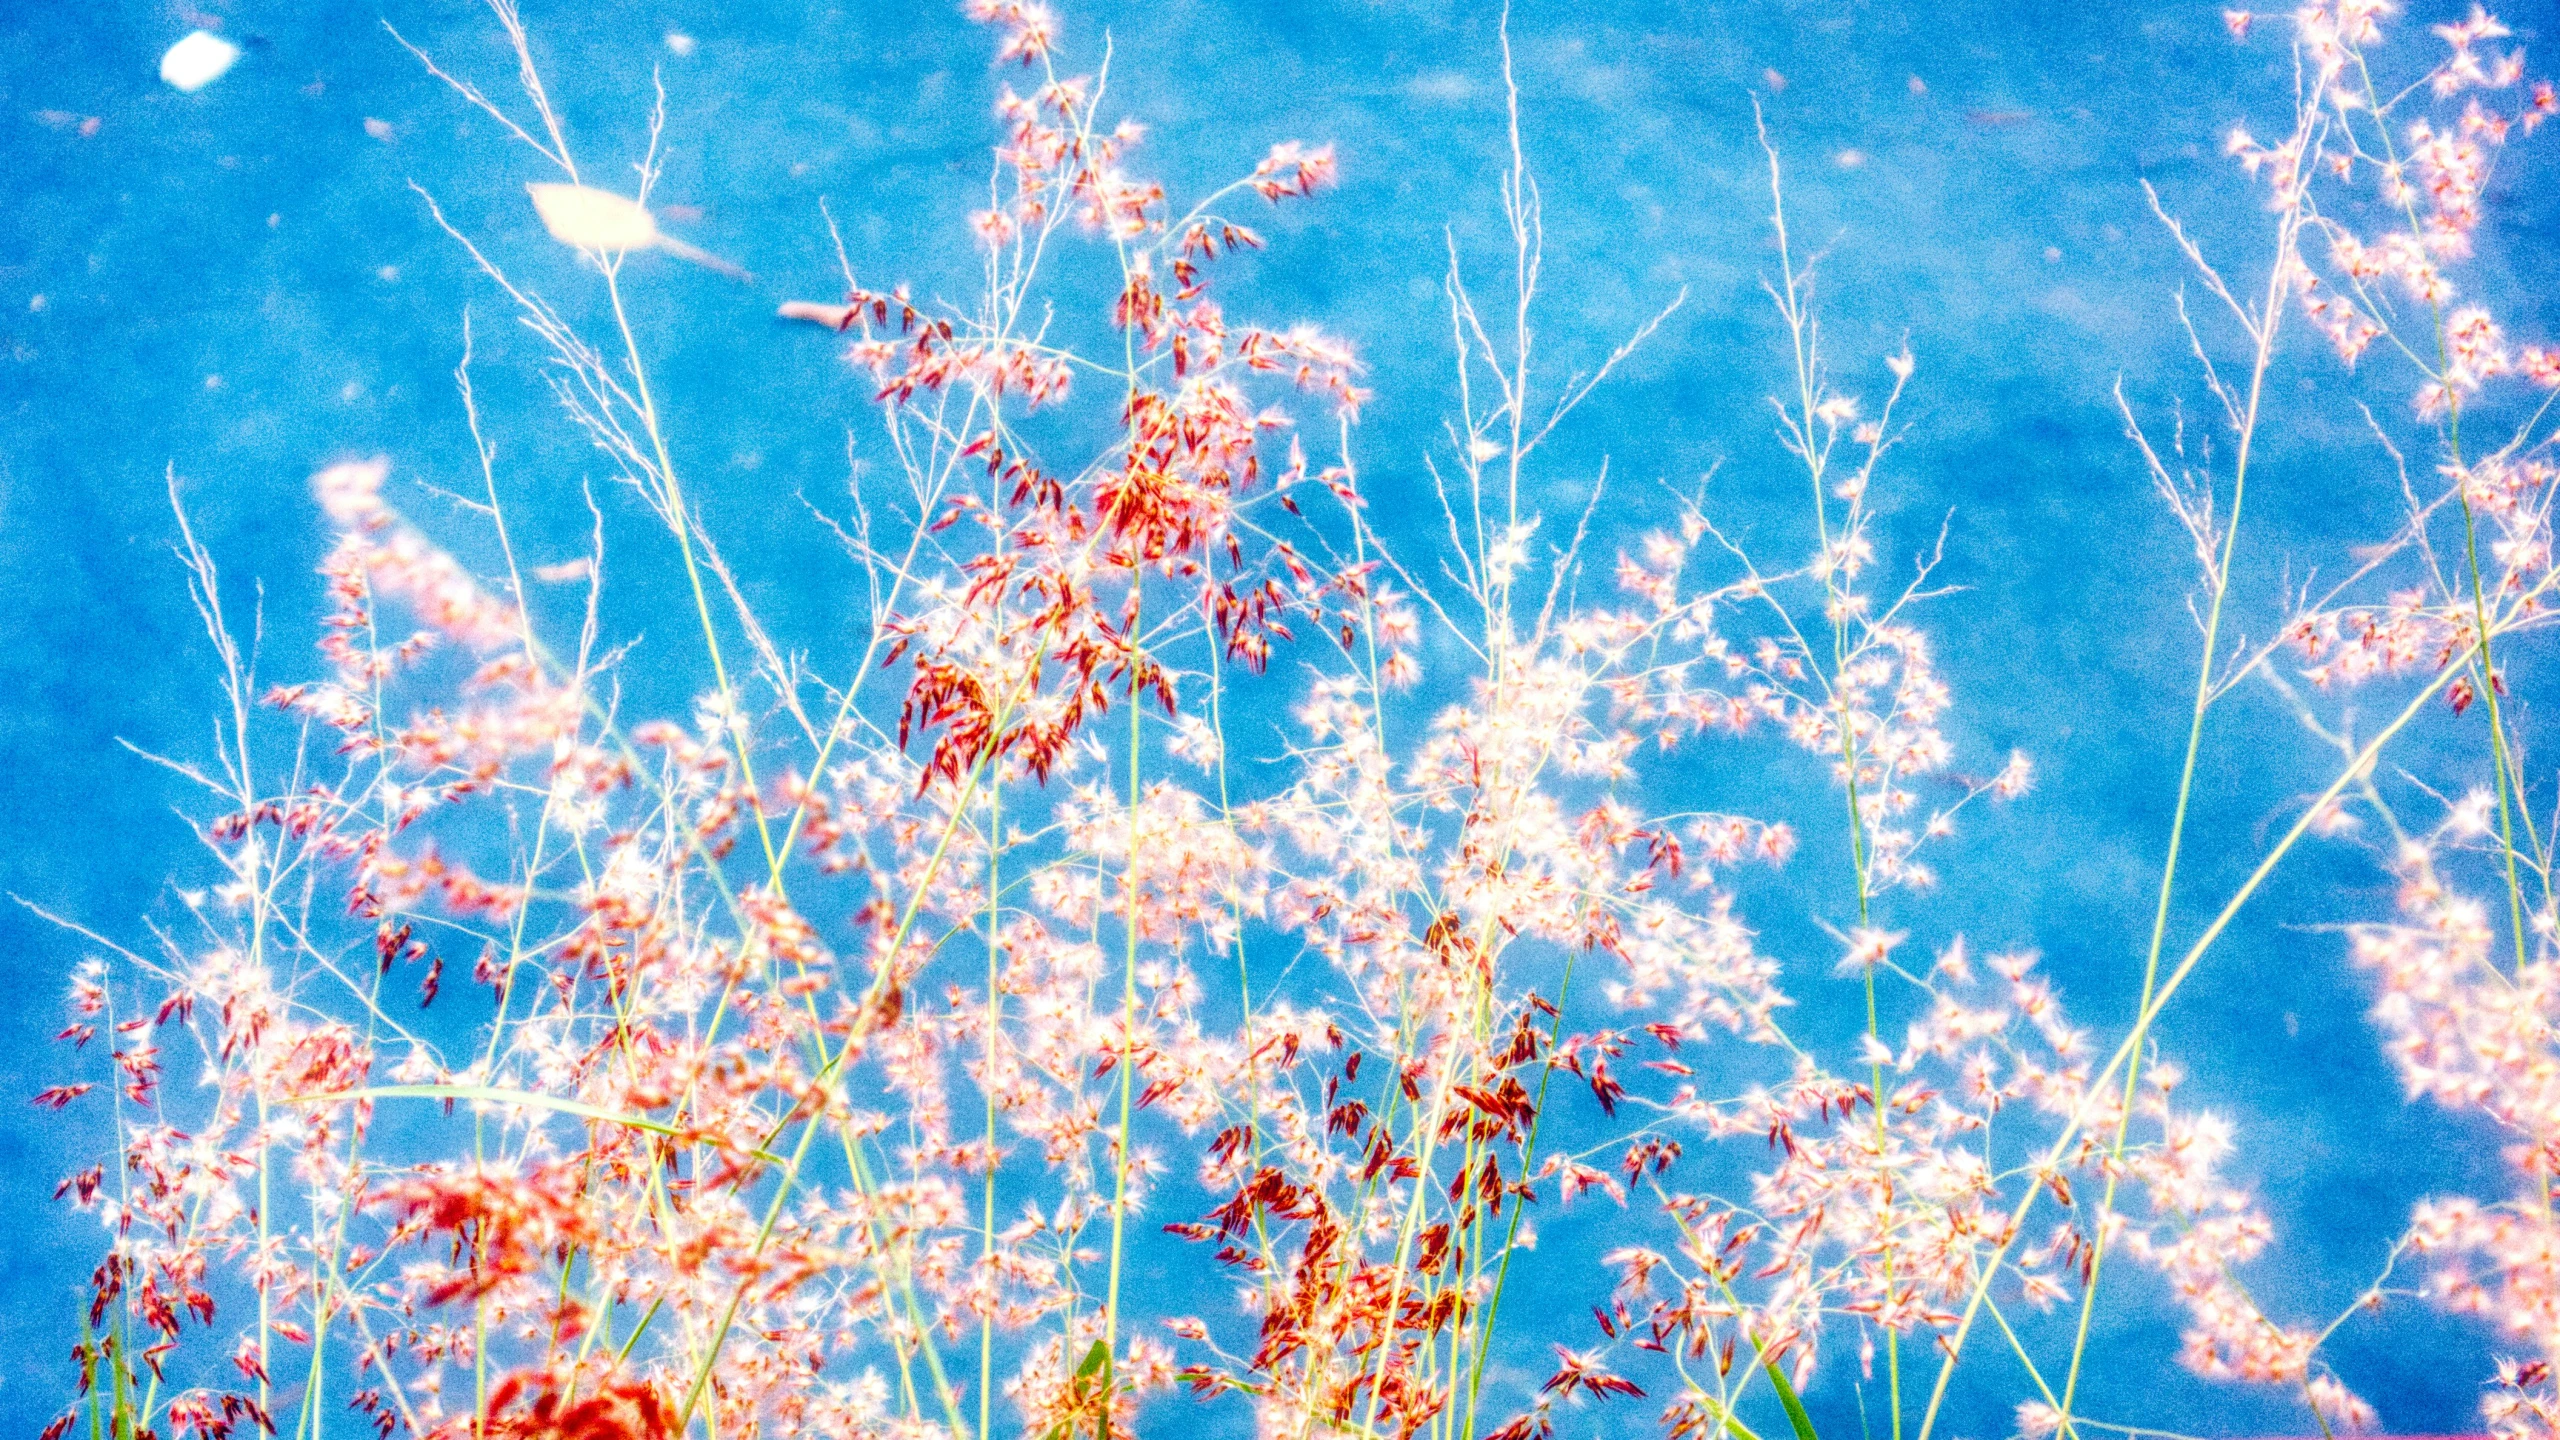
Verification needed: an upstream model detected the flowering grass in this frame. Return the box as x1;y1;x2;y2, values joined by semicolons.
29;3;2560;1439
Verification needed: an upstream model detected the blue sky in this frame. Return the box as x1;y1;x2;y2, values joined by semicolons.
2;0;2556;1434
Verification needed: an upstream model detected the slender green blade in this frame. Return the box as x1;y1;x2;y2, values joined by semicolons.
1764;1359;1820;1440
1075;1340;1112;1379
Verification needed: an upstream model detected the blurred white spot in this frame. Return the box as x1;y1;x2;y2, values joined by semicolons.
267;212;280;228
527;182;749;278
664;31;697;56
27;294;46;313
364;117;395;142
203;374;222;390
533;558;594;583
529;183;659;249
339;380;364;401
377;265;400;281
777;300;854;327
1908;74;1928;94
2043;246;2062;263
1834;149;1866;168
160;31;240;93
1763;67;1786;92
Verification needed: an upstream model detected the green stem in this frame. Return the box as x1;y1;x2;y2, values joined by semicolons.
1102;590;1147;1439
982;777;1004;1440
2055;123;2308;1437
1459;951;1577;1437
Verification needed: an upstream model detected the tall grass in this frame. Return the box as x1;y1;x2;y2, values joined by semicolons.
32;4;2560;1440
